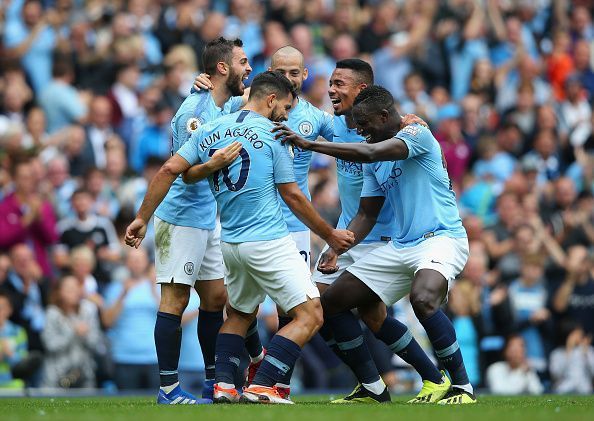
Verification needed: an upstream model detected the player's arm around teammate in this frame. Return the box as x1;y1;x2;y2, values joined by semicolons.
125;142;242;248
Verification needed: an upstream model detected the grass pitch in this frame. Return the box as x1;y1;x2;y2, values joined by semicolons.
1;395;593;421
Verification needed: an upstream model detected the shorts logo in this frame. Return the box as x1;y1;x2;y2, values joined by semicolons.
186;117;202;133
401;125;419;136
184;262;195;275
298;121;313;136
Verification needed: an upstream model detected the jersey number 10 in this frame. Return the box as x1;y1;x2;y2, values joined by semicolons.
208;147;251;192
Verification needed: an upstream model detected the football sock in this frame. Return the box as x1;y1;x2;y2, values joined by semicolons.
327;311;382;386
215;333;244;385
318;322;341;356
252;335;301;388
244;319;264;361
375;316;442;383
275;316;294;385
420;310;471;389
198;309;224;380
155;311;182;387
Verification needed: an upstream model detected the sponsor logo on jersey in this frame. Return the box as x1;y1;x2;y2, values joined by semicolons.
298;121;313;136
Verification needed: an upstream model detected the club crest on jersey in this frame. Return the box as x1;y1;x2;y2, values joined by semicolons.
186;117;202;133
184;262;195;275
298;121;313;136
401;125;419;137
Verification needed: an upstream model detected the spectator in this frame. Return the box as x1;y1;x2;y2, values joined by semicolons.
507;254;552;372
0;156;58;278
41;275;103;388
3;0;60;92
83;96;114;170
54;188;121;286
129;100;173;174
84;167;120;220
45;155;77;219
38;60;88;134
486;334;544;395
572;40;594;99
101;247;159;390
3;244;46;352
553;245;594;336
434;103;471;190
0;291;27;389
69;246;103;309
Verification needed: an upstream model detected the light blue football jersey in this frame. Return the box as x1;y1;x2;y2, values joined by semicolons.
334;116;396;243
360;123;467;248
279;97;334;232
154;91;243;229
177;110;295;243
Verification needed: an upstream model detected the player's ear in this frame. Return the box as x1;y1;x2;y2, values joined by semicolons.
267;93;277;109
216;61;228;76
380;109;389;122
302;67;309;81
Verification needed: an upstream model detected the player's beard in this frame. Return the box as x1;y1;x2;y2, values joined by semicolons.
271;107;287;123
226;69;244;97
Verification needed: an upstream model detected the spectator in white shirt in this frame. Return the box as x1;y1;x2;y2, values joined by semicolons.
550;322;594;394
486;334;544;395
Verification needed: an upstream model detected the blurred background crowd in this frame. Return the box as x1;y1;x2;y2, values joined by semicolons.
1;0;594;396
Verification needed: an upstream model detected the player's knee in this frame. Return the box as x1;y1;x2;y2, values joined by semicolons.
159;283;191;315
410;290;440;319
294;300;324;333
196;281;227;311
320;288;342;316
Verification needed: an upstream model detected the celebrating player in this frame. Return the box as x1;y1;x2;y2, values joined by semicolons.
192;46;335;399
127;71;354;404
127;37;251;405
276;85;476;405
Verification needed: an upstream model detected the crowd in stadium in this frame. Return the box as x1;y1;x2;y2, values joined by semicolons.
1;0;594;396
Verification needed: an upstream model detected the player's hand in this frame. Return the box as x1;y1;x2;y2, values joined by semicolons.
272;123;310;150
193;73;213;91
400;113;428;129
125;218;147;248
209;141;242;170
326;229;355;254
317;248;339;274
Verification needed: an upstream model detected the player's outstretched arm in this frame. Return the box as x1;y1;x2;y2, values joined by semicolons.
277;182;355;254
182;141;242;184
317;196;385;274
124;154;191;248
274;123;409;163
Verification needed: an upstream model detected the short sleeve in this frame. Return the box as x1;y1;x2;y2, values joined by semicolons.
360;164;385;198
271;138;296;184
396;124;434;159
176;128;203;165
318;110;334;141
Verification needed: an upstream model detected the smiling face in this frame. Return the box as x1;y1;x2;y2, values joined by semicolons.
226;46;252;96
328;68;367;116
270;53;307;95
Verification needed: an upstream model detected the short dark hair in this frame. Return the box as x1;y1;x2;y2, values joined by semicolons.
71;188;91;199
202;37;243;75
353;85;395;115
335;59;374;85
52;59;73;78
249;71;297;101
